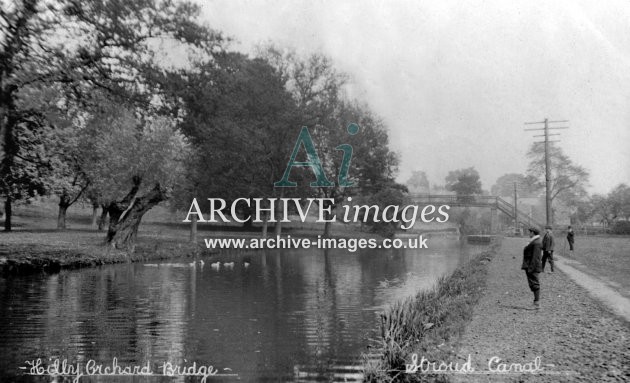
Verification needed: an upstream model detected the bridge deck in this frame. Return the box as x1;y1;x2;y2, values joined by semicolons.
408;194;544;229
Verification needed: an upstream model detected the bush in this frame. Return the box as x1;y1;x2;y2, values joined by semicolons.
611;221;630;235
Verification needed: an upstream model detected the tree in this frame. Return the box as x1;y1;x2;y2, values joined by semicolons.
1;0;222;231
17;84;97;229
491;173;538;197
363;183;409;237
405;171;429;193
526;143;589;222
445;167;482;199
589;194;612;226
260;47;400;236
83;109;187;251
174;52;300;237
0;109;52;230
309;101;400;236
0;0;61;231
608;184;630;221
259;48;348;236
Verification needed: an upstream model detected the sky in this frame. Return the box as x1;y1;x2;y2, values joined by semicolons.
199;0;630;194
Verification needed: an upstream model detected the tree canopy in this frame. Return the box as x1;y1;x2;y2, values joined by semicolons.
445;167;482;197
491;173;538;197
406;171;429;193
1;1;403;248
526;142;589;220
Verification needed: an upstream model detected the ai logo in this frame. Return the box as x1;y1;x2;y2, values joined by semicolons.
274;123;360;187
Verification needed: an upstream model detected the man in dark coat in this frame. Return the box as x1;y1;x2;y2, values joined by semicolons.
567;225;575;254
541;225;555;272
522;227;543;309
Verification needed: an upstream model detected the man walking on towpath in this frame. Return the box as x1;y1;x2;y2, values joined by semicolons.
522;227;543;309
542;225;555;272
566;225;575;255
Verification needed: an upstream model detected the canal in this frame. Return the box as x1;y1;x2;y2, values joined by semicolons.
0;239;486;382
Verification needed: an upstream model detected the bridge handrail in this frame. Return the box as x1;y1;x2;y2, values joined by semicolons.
409;194;544;228
496;196;543;228
408;194;498;203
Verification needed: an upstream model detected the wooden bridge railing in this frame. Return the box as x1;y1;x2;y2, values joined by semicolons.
408;194;544;229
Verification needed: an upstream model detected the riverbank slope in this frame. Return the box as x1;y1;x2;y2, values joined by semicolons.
453;237;630;382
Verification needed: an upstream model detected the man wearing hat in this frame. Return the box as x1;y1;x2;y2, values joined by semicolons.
522;227;543;308
542;225;555;272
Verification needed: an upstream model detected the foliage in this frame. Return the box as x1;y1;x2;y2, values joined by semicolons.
175;52;298;209
258;47;400;235
491;173;538;197
526;143;589;212
84;109;188;251
611;221;630;235
448;207;491;235
445;167;482;199
608;184;630;221
577;184;630;225
405;171;429;193
0;111;52;202
1;0;222;231
85;110;187;202
364;243;498;382
362;183;409;237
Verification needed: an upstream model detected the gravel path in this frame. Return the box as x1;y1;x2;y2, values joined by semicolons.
451;237;630;382
557;256;630;322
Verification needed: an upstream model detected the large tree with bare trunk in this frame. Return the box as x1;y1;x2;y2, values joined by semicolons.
83;109;187;251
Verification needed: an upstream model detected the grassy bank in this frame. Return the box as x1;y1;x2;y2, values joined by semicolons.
0;201;239;274
0;227;204;274
363;239;500;382
0;198;384;274
559;235;630;298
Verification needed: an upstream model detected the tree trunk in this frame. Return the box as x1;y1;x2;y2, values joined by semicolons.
273;188;284;236
98;204;109;230
190;214;197;243
57;204;69;229
106;181;169;253
323;199;334;237
57;192;71;230
323;219;332;237
261;211;269;238
91;203;99;228
3;196;11;232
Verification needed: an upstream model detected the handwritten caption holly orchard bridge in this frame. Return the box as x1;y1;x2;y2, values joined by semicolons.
22;358;237;383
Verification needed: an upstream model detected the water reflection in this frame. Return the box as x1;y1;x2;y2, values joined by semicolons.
0;240;484;382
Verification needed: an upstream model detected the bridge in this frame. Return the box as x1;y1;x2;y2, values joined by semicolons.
408;194;544;233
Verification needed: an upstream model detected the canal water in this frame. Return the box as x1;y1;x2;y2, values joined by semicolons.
0;239;485;382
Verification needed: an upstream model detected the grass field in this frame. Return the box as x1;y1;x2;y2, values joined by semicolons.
559;235;630;298
0;197;381;273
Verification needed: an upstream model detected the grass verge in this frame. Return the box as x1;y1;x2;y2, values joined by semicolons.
0;229;203;274
363;239;500;382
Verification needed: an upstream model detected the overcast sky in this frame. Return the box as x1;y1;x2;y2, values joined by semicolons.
200;0;630;194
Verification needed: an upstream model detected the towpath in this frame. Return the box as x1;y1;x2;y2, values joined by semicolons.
452;237;630;382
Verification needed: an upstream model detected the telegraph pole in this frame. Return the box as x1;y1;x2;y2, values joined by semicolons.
524;118;569;227
513;181;518;234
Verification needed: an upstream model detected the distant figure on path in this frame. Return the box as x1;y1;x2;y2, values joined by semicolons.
542;225;555;272
567;225;575;255
522;227;543;309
